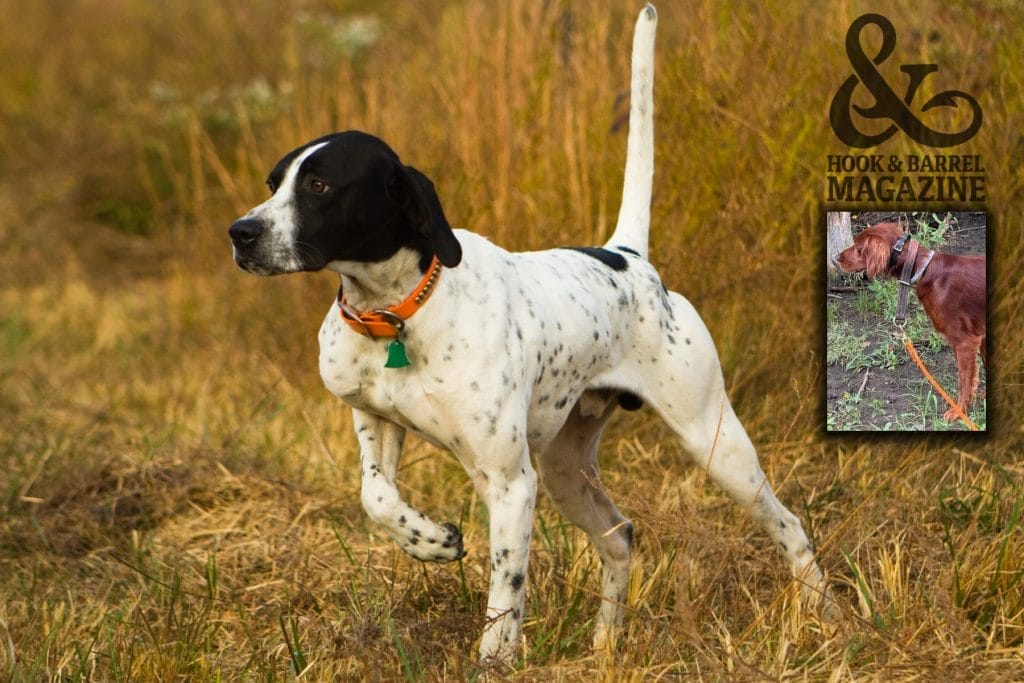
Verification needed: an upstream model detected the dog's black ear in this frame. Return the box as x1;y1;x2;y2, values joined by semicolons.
388;165;462;267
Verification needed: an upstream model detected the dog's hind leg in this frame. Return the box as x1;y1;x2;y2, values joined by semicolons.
946;338;981;421
353;409;466;562
640;296;833;613
673;398;830;605
536;392;633;651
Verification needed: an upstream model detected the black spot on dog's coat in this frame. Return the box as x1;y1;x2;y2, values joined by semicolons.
562;247;628;271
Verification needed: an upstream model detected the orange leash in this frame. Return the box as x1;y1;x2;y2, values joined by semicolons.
901;335;980;431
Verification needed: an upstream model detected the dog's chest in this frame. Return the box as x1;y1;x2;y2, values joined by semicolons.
317;303;464;443
319;307;408;408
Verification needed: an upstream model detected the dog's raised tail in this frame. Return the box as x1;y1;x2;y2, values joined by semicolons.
606;3;656;260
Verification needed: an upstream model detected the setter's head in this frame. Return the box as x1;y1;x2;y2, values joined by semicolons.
833;222;904;278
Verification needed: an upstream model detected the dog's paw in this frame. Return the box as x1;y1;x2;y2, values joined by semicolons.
591;621;619;655
400;521;466;563
439;522;467;561
942;406;970;422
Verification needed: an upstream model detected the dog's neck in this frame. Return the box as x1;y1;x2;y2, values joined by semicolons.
326;248;431;312
889;238;935;286
888;238;913;277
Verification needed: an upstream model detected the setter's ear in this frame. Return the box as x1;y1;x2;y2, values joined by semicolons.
862;234;892;278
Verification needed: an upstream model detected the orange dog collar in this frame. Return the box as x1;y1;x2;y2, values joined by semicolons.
337;256;442;338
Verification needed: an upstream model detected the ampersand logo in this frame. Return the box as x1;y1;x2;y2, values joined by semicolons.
829;14;982;148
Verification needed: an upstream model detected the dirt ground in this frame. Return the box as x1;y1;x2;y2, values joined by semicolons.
825;211;987;432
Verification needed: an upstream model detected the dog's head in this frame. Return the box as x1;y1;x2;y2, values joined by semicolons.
229;131;461;276
833;222;903;278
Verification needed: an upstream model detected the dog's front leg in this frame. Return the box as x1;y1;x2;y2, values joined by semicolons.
477;449;538;664
353;409;465;562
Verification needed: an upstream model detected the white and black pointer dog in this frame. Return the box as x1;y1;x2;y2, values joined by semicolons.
230;5;831;663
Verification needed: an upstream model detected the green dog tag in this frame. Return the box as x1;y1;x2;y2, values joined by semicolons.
384;339;411;368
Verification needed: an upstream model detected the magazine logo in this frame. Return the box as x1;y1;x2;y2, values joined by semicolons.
829;13;982;148
825;14;986;203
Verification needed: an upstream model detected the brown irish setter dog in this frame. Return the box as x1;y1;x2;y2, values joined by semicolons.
834;222;986;423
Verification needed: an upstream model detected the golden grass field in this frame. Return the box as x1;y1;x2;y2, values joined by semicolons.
1;0;1022;679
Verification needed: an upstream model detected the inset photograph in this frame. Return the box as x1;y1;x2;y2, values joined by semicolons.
826;211;987;432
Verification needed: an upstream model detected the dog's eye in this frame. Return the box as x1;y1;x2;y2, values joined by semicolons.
266;180;276;194
308;178;329;193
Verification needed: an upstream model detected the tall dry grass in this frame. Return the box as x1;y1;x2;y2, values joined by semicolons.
2;0;1022;679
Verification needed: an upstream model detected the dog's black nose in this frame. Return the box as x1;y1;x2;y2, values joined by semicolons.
229;218;263;247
